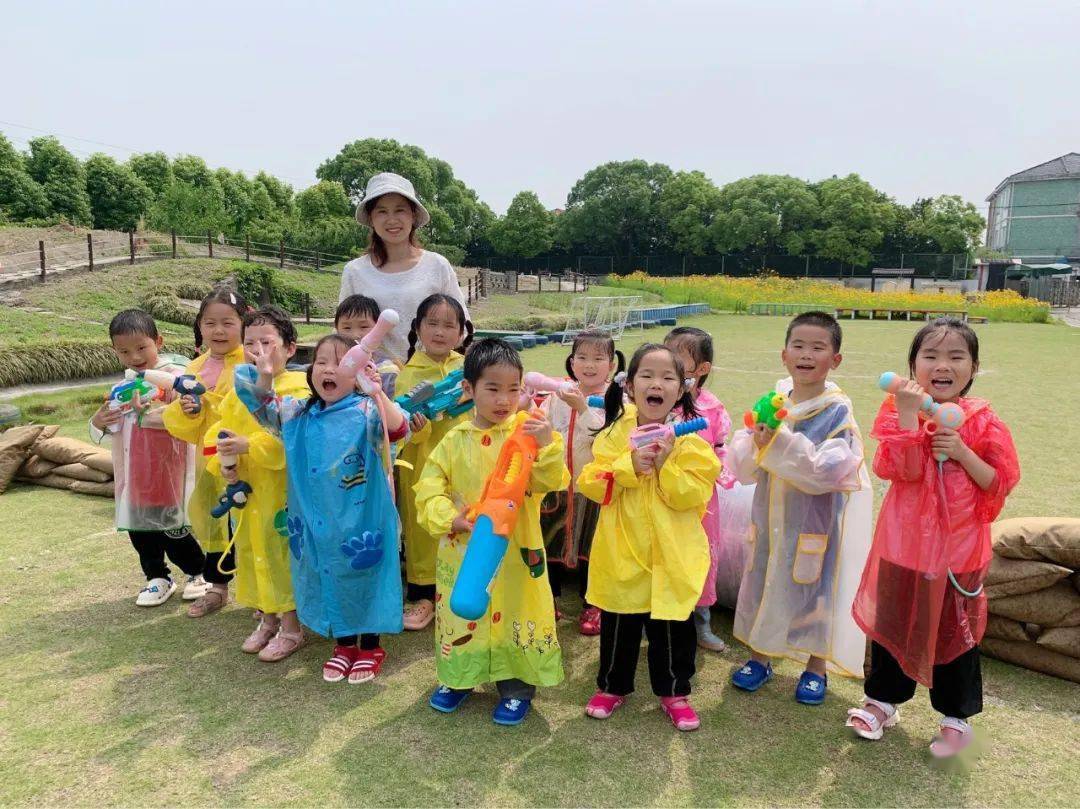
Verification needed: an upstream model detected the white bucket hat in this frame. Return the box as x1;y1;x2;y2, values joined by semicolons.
355;172;431;228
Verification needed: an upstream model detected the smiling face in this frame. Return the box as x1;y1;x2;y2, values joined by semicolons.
417;302;463;359
336;313;377;342
781;324;841;393
912;327;976;403
627;349;683;425
111;332;163;373
199;302;243;358
570;341;615;395
243;323;296;377
368;192;416;247
310;341;354;405
463;363;523;428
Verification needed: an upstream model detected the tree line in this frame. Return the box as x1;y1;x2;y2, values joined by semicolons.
0;133;985;268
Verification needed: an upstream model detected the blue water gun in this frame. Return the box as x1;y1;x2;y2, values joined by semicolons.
395;368;474;421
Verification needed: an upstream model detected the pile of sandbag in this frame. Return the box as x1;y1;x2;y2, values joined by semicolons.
981;517;1080;684
0;424;114;498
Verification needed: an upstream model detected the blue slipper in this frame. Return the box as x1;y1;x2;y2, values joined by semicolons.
795;671;827;705
731;660;773;691
492;697;532;726
429;685;472;713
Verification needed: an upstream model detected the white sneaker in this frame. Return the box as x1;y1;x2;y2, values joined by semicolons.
181;574;210;601
136;578;177;607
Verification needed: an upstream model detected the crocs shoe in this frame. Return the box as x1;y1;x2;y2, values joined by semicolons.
429;685;472;713
660;696;700;731
492;697;532;726
403;599;435;630
181;574;210;601
795;671;827;705
136;578;176;607
585;691;626;719
731;660;773;691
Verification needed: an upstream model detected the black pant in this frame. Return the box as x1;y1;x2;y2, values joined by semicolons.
129;529;205;581
597;610;697;697
202;549;235;585
548;560;589;602
337;634;380;650
865;641;982;719
406;583;436;602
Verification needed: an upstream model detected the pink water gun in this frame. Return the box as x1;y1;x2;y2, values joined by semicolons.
340;309;400;393
519;371;577;408
878;371;965;462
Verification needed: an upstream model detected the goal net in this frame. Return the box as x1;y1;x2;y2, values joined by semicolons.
562;295;641;343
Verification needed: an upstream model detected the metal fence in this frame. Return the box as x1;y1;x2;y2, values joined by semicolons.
1022;275;1080;308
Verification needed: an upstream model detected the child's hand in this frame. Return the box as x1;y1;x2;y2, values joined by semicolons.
91;401;122;432
557;384;587;413
451;507;475;535
752;423;774;449
222;464;240;485
249;342;276;377
931;427;971;463
652;432;676;470
522;412;554;447
410;412;428;433
892;378;926;419
179;394;200;416
632;444;658;475
217;430;249;456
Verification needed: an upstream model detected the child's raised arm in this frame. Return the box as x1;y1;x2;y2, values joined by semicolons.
656;436;721;512
232;364;294;437
757;404;862;495
525;423;570;495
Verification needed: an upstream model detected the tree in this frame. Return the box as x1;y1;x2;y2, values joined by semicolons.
909;195;985;254
0;133;49;221
807;174;895;266
171;154;216;188
215;168;258;236
148;181;228;235
657;171;719;255
557;160;673;256
488;191;554;258
127;152;173;198
254;171;294;215
84;154;151;230
295;180;352;221
25;137;92;225
710;174;819;255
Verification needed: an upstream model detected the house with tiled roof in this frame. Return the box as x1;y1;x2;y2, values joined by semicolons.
986;153;1080;265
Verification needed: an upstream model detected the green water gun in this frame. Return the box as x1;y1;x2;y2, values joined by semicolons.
743;390;788;430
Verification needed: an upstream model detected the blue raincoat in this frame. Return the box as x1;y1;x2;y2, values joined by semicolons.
235;366;404;638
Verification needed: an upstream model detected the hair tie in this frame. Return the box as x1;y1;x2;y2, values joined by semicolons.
228;293;237;305
613;371;627;387
684;377;695;389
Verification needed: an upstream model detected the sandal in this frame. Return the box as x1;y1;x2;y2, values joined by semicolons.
187;585;228;618
579;607;601;636
258;629;305;662
323;645;360;683
846;698;900;740
585;691;625;719
403;600;435;631
241;618;280;653
348;647;386;684
660;696;700;732
930;717;974;759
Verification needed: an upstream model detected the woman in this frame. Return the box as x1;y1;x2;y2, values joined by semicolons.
338;172;470;362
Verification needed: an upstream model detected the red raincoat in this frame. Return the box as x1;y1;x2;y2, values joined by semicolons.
852;396;1020;686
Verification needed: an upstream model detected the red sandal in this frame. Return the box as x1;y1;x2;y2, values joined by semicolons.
348;647;386;684
579;606;601;636
585;691;626;719
323;645;360;683
660;696;700;731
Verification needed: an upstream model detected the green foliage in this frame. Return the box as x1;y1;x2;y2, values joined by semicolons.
84;154;151;231
0;340;195;387
225;260;307;312
0;135;50;221
425;242;466;266
657;171;719;255
254;171;294;215
712;174;819;255
25;137;92;226
909;194;985;254
147;181;228;235
138;289;197;328
171;154;216;188
807;174;895;265
487;191;554;258
295;180;352;220
126;152;173;198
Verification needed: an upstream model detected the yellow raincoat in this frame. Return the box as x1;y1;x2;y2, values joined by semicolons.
577;406;720;621
395;350;466;587
204;370;309;614
161;345;245;553
415;418;570;689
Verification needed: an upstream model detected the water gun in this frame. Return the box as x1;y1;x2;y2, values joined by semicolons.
105;372;161;433
878;372;965;462
587;395;605;408
340;309;399;393
394;368;474;420
450;409;540;620
629;417;709;449
140;369;206;414
206;430;254;518
743;391;788;430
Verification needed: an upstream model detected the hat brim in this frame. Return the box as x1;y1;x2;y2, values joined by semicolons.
355;190;431;229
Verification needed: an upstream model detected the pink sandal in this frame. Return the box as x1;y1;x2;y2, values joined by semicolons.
241;618;280;654
258;629;305;662
929;717;974;758
660;696;700;731
585;691;626;719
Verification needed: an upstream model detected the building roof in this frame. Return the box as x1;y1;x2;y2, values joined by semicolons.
987;152;1080;201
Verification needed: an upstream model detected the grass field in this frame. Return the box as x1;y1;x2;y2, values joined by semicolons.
1;314;1078;807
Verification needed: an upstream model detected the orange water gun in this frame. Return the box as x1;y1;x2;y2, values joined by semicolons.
449;409;541;620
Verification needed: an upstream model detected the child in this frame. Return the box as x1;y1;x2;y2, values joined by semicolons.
728;312;872;704
89;309;206;606
664;326;733;652
847;317;1019;758
205;305;309;661
414;339;569;726
335;294;399;398
396;293;473;630
578;344;720;732
161;287;248;618
540;330;622;635
238;334;408;683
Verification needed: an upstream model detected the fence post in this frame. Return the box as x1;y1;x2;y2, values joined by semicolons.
315;249;321;272
87;233;94;271
804;255;809;278
129;230;136;264
721;254;726;275
207;231;213;258
38;240;46;280
279;239;285;269
304;293;311;324
171;230;177;259
480;270;485;299
245;234;251;262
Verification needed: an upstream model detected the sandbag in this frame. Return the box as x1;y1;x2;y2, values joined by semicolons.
0;424;47;494
82;453;113;475
16;473;77;491
50;463;112;483
992;517;1080;568
18;455;58;479
68;479;114;498
984;614;1029;643
981;637;1080;684
984;557;1073;599
988;581;1080;627
1037;627;1080;659
33;435;102;467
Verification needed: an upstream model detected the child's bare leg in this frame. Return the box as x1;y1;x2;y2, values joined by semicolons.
280;610;301;634
751;651;770;665
806;655;827;676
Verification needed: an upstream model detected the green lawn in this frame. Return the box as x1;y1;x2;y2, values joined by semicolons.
1;314;1078;806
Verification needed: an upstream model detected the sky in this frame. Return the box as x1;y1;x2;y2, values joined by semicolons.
3;0;1079;216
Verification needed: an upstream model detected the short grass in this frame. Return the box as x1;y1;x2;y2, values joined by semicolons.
0;315;1078;807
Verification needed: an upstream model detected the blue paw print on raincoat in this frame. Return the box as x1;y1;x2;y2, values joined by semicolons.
341;531;383;570
287;514;305;561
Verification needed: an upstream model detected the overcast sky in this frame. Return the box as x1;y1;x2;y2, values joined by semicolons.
3;1;1078;215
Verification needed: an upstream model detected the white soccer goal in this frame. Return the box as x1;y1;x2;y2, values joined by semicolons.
562;295;642;344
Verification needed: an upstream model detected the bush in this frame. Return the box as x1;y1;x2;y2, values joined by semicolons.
427;243;465;266
139;290;197;328
0;340;196;387
223;260;308;313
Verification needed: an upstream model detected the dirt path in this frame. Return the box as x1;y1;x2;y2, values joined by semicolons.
1052;307;1080;327
0;375;114;401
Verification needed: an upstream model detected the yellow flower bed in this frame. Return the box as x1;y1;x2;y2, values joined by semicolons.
607;272;1049;323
